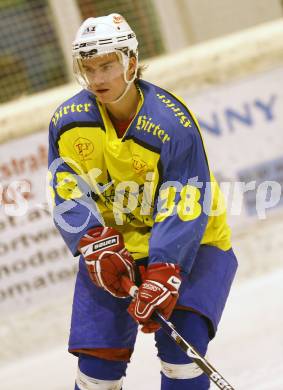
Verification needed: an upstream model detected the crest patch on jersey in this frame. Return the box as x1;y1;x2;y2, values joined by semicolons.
73;137;94;161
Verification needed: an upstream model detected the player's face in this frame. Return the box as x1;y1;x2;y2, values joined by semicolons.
82;53;127;103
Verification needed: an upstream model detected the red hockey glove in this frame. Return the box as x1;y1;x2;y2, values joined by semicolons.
127;263;182;333
78;227;135;298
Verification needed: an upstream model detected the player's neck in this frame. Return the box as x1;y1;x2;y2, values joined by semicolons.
105;83;140;121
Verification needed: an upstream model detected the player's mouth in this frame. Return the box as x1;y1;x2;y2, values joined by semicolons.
95;88;109;94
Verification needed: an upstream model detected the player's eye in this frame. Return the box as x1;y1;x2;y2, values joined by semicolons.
84;66;95;74
102;63;113;72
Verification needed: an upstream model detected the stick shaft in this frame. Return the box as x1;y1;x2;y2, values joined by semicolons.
153;312;235;389
121;276;235;390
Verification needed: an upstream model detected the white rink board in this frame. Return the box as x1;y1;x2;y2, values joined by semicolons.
1;64;283;313
0;62;283;363
0;66;283;315
186;66;282;177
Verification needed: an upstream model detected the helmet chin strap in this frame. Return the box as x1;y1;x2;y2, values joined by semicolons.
95;51;138;104
109;65;137;104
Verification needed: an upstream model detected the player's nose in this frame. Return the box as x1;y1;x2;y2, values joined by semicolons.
89;70;107;86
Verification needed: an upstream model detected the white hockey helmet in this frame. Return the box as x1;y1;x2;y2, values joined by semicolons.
72;13;139;95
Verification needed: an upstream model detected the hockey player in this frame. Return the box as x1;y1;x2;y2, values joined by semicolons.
48;13;238;390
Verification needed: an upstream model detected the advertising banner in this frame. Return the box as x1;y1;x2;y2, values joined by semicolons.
185;66;283;227
0;132;77;313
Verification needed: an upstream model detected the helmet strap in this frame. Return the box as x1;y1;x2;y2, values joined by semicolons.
108;51;138;104
110;64;137;104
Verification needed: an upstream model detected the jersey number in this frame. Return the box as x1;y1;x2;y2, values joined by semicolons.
155;184;201;222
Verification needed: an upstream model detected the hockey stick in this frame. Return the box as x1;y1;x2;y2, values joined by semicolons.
121;276;235;390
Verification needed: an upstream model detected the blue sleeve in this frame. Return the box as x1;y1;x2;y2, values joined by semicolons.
148;123;211;274
48;122;102;256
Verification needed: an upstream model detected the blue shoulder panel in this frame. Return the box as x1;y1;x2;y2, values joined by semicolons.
50;89;103;144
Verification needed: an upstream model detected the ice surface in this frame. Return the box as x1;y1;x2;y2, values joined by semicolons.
0;268;282;390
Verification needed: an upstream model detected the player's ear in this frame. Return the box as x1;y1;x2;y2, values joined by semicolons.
127;56;137;79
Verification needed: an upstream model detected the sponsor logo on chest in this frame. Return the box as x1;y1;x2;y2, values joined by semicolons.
51;103;92;126
135;115;170;143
